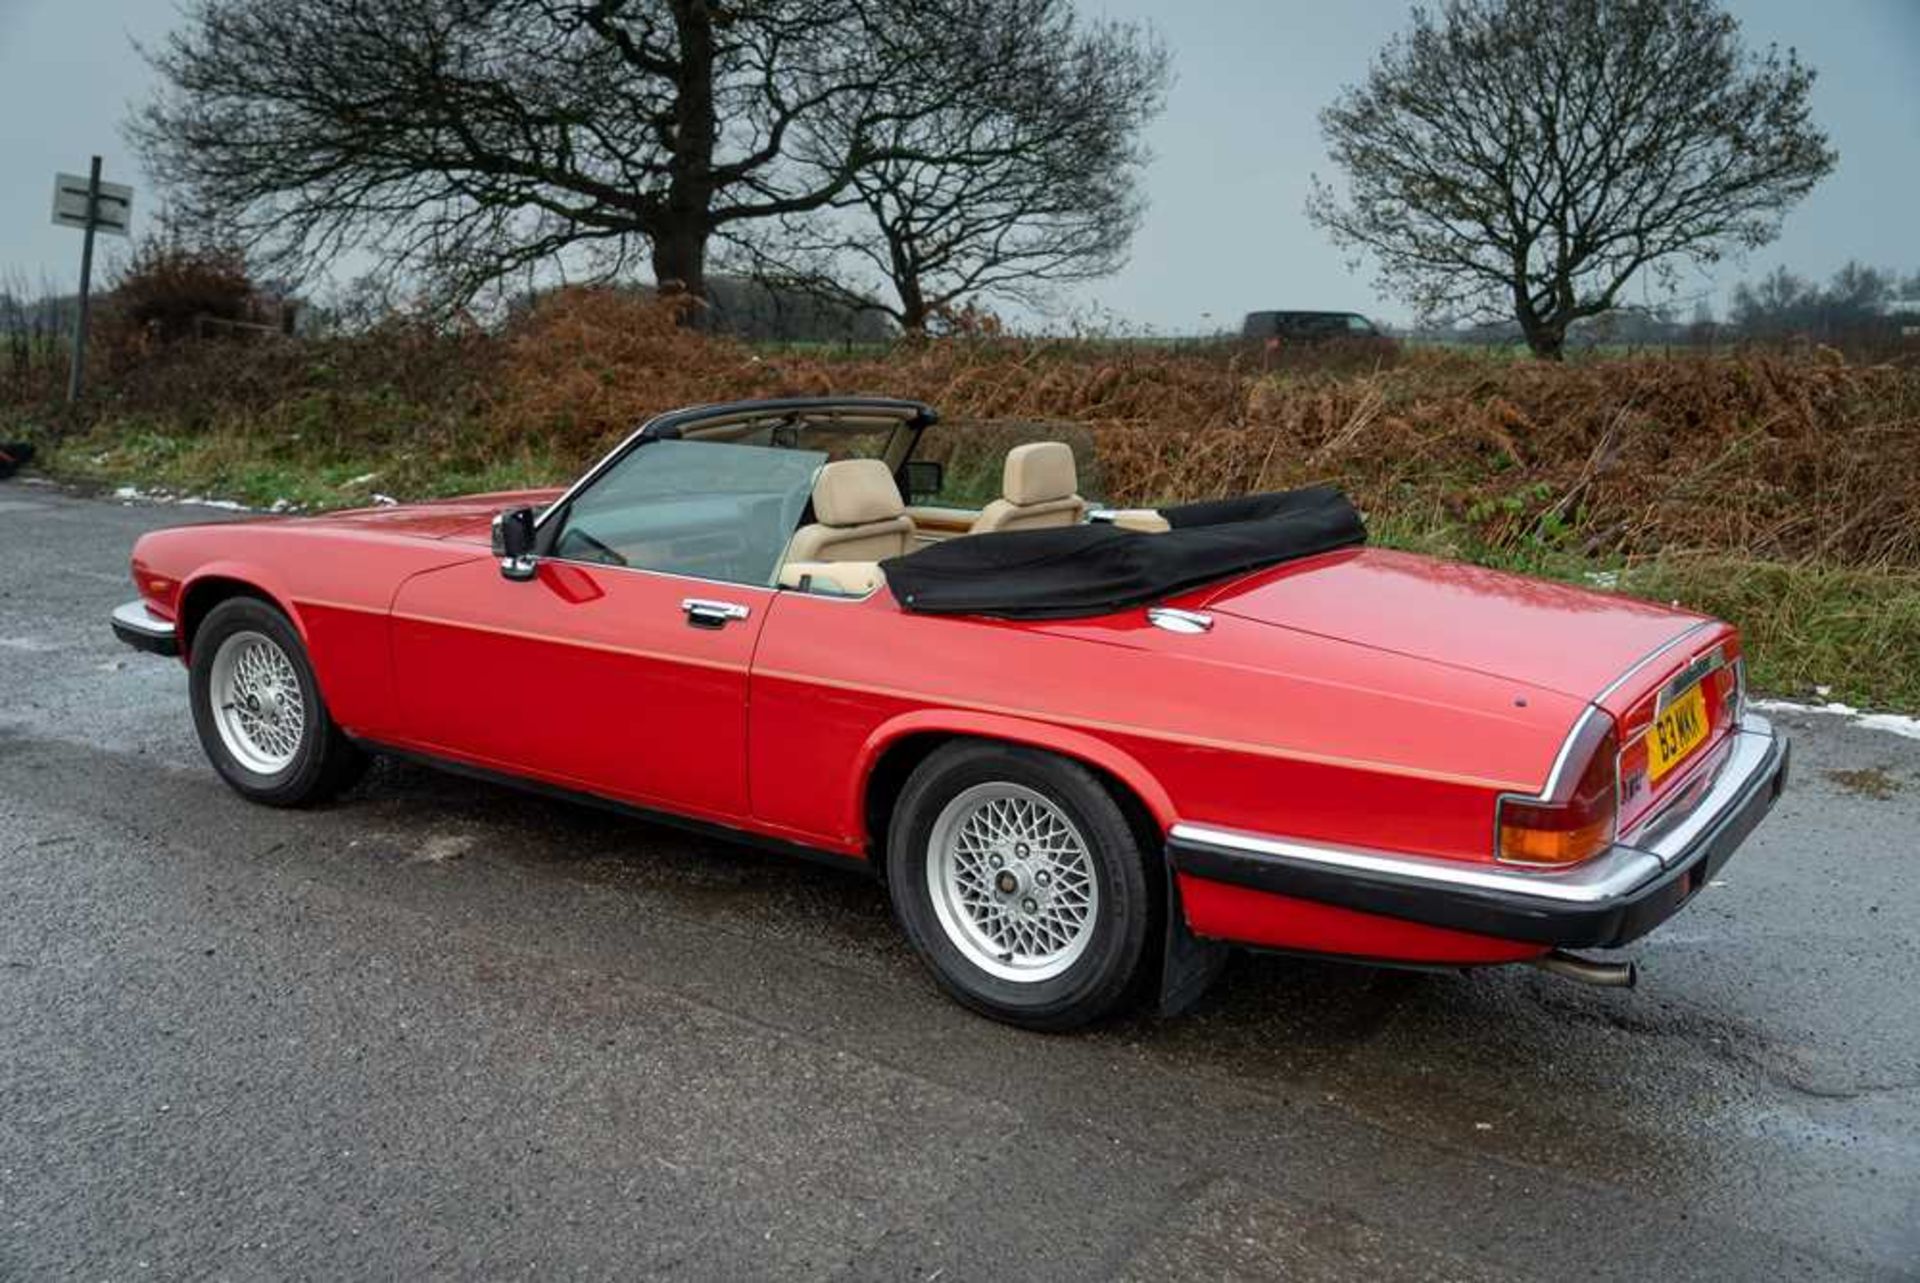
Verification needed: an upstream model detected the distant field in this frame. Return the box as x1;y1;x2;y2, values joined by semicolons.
9;287;1919;706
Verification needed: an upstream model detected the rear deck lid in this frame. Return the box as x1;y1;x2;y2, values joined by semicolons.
1198;548;1708;700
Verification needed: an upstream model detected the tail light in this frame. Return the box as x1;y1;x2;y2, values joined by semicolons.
1496;714;1620;866
1718;656;1747;723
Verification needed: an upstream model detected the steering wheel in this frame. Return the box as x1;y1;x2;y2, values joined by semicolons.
565;527;629;567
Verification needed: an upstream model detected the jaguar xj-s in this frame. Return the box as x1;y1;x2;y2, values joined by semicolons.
113;397;1787;1028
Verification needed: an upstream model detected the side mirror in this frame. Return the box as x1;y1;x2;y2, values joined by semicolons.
903;459;945;503
491;506;538;581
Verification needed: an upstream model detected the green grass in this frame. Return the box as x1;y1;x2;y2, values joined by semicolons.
40;418;567;511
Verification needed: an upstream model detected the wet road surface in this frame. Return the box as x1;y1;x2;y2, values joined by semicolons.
3;487;1917;1279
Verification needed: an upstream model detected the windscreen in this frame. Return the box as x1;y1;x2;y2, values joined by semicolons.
553;439;826;587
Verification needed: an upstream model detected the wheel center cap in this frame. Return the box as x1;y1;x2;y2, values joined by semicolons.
995;870;1019;895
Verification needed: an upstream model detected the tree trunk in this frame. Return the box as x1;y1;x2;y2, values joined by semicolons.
1515;305;1567;360
897;287;929;335
1525;327;1566;360
650;223;708;318
886;225;928;335
657;0;717;325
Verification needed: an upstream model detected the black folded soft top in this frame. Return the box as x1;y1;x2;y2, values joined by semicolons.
881;486;1366;619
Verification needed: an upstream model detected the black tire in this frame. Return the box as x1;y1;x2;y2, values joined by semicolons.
886;741;1159;1031
188;596;366;807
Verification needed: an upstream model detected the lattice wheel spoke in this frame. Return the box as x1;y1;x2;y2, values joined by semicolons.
207;630;307;776
925;781;1102;984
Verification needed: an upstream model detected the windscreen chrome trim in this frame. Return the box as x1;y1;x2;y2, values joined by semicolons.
532;397;935;536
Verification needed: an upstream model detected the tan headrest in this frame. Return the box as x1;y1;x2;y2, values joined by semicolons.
1003;442;1078;505
812;458;904;527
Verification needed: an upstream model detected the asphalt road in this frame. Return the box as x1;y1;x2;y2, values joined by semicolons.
3;485;1918;1280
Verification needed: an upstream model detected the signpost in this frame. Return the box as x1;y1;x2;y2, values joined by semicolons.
51;157;134;404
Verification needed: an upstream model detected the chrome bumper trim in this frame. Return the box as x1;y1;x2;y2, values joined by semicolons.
1168;821;1664;906
110;599;180;656
1167;714;1787;948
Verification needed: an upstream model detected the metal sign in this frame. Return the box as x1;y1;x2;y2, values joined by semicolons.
51;171;133;236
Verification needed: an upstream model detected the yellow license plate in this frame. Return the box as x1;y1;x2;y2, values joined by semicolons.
1649;683;1710;782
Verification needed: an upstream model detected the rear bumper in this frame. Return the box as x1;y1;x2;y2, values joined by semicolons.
1168;714;1788;951
111;599;180;656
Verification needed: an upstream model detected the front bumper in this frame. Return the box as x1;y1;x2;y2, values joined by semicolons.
1168;714;1788;950
111;599;180;656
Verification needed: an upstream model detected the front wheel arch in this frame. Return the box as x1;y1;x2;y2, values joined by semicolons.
178;571;299;661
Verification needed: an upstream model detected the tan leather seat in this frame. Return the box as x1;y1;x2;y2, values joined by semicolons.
1107;508;1171;533
969;442;1087;535
785;459;916;563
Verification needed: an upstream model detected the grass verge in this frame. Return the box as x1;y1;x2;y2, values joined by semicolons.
29;425;1917;710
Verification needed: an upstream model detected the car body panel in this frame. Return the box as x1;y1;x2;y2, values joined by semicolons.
1196;548;1708;699
748;582;1595;864
389;555;768;820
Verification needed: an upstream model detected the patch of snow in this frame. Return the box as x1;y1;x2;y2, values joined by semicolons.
1751;698;1920;742
108;484;257;512
1856;713;1920;742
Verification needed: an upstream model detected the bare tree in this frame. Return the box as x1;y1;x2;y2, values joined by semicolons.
1730;260;1910;339
1307;0;1836;359
130;0;1008;313
730;1;1167;333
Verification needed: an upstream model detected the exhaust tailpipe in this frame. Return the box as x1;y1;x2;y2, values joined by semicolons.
1529;949;1637;989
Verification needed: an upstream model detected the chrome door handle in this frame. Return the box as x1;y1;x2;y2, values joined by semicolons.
681;597;751;628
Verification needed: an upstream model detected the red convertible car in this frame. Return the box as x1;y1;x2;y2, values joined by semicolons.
113;397;1788;1028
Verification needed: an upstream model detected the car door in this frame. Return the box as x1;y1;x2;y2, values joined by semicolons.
388;439;824;822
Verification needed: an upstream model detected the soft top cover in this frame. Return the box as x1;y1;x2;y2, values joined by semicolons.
882;485;1366;619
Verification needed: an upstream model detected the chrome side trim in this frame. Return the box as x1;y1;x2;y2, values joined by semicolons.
1535;704;1608;802
1147;607;1213;634
1594;621;1713;705
112;599;175;640
1167;822;1664;906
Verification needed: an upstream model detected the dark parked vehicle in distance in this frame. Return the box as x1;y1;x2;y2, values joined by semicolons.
1241;310;1383;341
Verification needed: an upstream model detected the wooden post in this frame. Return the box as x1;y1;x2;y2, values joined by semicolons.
65;155;102;404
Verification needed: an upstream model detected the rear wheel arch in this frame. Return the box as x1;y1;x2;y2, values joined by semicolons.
858;717;1174;875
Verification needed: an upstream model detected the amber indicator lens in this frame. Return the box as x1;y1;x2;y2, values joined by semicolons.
1498;726;1620;866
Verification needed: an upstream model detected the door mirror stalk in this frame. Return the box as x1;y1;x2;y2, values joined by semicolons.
492;507;538;581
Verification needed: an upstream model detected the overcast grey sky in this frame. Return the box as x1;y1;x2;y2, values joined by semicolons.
1;0;1914;329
